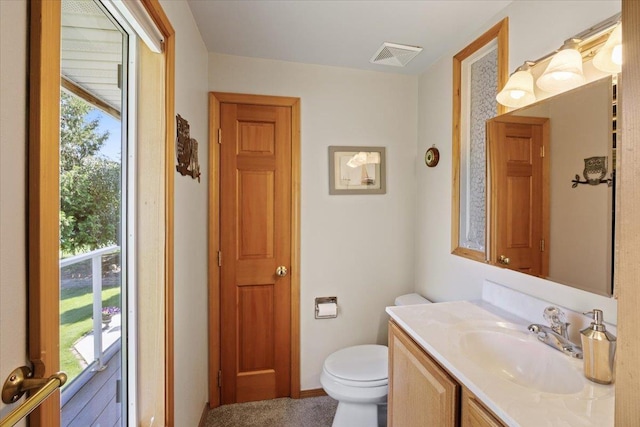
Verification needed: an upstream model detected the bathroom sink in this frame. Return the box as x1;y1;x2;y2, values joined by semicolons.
460;329;584;394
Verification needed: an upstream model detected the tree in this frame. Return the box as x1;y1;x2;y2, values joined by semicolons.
60;157;120;254
59;91;120;255
60;92;110;172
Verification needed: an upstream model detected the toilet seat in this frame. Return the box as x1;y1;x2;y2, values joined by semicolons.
323;344;388;387
322;367;388;388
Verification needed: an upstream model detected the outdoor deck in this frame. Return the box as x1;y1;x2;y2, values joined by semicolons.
60;246;122;426
61;346;121;427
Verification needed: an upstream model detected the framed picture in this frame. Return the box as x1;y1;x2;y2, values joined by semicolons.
328;146;386;195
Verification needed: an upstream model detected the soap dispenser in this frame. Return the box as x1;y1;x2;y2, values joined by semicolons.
580;309;616;384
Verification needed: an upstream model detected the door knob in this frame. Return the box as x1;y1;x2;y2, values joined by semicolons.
276;266;288;277
498;255;510;265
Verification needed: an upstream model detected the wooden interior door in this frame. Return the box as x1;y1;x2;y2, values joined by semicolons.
487;116;549;277
219;98;293;404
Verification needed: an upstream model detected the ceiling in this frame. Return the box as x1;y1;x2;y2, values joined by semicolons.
61;0;123;113
187;0;513;75
57;0;514;113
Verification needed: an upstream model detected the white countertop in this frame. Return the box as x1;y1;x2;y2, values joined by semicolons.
386;301;615;427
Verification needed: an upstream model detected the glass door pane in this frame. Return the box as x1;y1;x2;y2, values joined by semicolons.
59;1;128;425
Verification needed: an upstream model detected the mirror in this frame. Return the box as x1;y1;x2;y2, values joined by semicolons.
490;76;615;296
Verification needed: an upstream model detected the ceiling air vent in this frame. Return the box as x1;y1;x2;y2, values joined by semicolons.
370;42;423;67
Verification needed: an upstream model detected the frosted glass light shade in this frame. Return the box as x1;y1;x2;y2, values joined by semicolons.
496;70;536;108
536;48;585;93
346;151;380;167
593;24;622;74
346;152;367;167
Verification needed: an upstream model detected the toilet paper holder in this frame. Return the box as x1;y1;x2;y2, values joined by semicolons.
315;297;338;319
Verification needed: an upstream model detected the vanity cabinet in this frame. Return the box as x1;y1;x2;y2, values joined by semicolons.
388;321;506;427
388;321;459;426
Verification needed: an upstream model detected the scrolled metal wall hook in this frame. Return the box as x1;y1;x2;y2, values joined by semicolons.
571;156;613;188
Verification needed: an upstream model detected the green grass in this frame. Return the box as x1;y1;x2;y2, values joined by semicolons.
60;285;121;382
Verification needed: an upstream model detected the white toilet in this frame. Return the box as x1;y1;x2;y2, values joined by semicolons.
320;293;431;427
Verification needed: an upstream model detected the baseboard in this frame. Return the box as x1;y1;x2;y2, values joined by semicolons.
299;388;328;398
198;402;209;427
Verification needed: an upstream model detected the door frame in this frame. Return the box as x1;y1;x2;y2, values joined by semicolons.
28;2;61;424
208;92;301;407
28;1;175;425
616;0;640;422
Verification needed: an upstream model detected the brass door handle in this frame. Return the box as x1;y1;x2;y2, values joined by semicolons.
1;366;67;427
498;255;510;265
2;366;67;404
276;266;288;277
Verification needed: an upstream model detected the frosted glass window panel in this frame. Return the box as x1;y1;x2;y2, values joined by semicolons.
459;43;498;251
451;18;507;263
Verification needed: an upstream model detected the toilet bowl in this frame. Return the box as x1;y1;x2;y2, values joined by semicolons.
321;293;431;427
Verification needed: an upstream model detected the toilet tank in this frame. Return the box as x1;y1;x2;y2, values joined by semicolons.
394;293;431;306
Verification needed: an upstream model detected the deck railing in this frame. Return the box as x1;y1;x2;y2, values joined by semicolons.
60;244;120;372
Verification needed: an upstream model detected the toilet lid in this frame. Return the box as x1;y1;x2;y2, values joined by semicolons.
324;345;388;382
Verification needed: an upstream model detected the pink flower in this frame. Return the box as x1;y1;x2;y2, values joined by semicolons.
102;306;120;316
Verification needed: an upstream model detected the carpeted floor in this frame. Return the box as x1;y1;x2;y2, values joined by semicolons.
204;396;338;427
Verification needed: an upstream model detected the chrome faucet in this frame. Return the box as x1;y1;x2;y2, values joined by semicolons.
543;306;570;340
527;306;583;359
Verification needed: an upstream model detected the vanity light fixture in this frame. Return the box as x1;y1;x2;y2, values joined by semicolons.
537;39;585;93
593;24;622;74
496;13;621;108
496;61;536;108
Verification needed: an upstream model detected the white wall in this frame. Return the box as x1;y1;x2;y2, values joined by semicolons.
415;1;620;317
159;1;210;425
209;54;418;390
0;1;28;425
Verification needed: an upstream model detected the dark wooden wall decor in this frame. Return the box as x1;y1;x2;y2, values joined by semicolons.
176;114;201;182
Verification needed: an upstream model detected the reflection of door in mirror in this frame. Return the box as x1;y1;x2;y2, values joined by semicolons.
488;117;549;277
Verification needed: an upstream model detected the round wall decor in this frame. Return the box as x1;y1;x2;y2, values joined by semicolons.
425;146;440;167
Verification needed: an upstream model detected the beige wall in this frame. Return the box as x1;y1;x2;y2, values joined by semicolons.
0;1;28;425
415;1;620;315
209;54;418;390
160;1;210;425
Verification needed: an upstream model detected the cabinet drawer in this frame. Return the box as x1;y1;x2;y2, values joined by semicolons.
462;388;506;427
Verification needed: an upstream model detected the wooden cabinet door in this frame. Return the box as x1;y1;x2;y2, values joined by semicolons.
462;388;506;427
388;321;459;427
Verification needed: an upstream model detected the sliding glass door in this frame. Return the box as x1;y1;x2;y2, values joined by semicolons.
59;1;134;424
